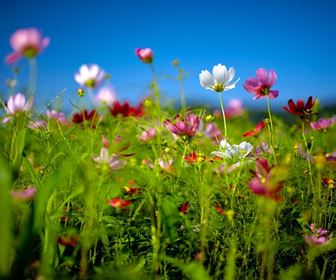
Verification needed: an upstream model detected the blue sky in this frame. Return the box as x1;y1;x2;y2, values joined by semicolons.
1;0;336;111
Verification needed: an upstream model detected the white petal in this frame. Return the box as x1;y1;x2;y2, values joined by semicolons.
227;67;235;83
199;70;214;89
6;96;15;114
79;65;90;80
89;64;99;79
212;64;228;84
211;151;225;158
223;77;240;91
74;73;85;84
14;93;26;111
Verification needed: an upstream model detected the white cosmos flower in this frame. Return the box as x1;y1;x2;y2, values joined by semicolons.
199;64;240;92
211;140;253;160
74;64;105;89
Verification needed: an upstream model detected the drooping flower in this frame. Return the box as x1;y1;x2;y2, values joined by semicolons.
283;96;316;117
11;186;37;201
109;101;144;117
135;48;153;64
243;68;279;99
2;93;34;123
199;64;240;93
310;117;335;131
304;224;329;246
74;64;105;89
108;197;132;209
211;140;253;161
243;120;267;137
225;99;244;119
6;28;50;64
93;148;125;170
72;109;98;127
248;158;286;201
138;128;157;142
164;112;201;139
94;86;117;107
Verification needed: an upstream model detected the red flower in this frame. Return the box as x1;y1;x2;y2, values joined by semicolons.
243;120;267;137
72;109;98;127
124;186;140;195
283;96;316;117
107;197;132;209
214;203;225;215
109;101;144;117
57;235;79;247
184;152;206;164
178;201;189;214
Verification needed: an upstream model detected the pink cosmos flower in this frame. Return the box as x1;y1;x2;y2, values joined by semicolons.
138;128;157;142
164;112;201;138
11;186;37;201
249;158;285;201
94;86;117;107
204;122;222;143
3;93;33;123
135;48;153;64
243;68;279;99
225;99;244;119
310;117;335;131
6;28;50;64
158;158;174;172
108;197;132;209
45;109;69;124
93;148;125;170
304;224;329;246
74;64;105;89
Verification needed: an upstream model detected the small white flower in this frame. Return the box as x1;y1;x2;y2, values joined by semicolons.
74;64;105;89
93;148;124;170
211;140;253;161
94;86;116;107
199;64;240;92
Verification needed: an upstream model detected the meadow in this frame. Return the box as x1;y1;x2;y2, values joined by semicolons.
1;28;336;280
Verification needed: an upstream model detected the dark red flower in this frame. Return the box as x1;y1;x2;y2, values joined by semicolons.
178;201;189;214
243;120;267;137
214;203;225;215
283;96;316;117
72;109;98;127
184;152;206;164
57;235;79;247
109;101;144;117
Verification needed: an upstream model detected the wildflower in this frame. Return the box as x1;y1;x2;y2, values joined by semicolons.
109;101;144;117
255;142;272;156
310;117;335;131
94;86;116;107
248;158;285;201
304;224;329;246
45;109;69;124
243;120;267;137
203;122;222;143
135;48;153;64
322;177;335;189
225;99;244;119
164;112;201;139
57;235;79;247
124;186;140;195
199;64;240;93
178;201;189;214
158;158;174;172
93;148;125;170
211;140;253;161
184;152;206;164
11;186;37;202
6;28;50;64
72;109;98;127
3;93;33;123
29;120;46;130
108;197;132;209
74;64;105;89
243;68;279;99
283;96;316;117
214;203;225;215
138;128;157;142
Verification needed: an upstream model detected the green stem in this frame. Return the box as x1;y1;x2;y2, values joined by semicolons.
266;96;277;163
219;93;227;139
150;64;161;116
28;58;37;97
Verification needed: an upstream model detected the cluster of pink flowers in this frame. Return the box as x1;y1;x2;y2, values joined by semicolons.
164;112;201;139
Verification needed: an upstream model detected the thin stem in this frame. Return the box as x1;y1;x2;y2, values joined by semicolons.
150;64;161;116
28;58;37;97
266;96;277;163
219;92;227;139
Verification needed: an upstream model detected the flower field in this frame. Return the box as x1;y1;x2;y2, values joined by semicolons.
1;28;336;280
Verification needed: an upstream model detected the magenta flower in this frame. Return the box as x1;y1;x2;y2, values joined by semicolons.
11;187;37;202
138;128;157;142
243;68;279;99
304;224;329;246
135;48;153;64
45;109;69;125
74;64;106;89
225;99;244;119
164;112;201;139
3;93;33;123
249;158;285;201
6;28;50;64
310;117;335;131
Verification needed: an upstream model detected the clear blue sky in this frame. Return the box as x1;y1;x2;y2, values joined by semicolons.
1;0;336;111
